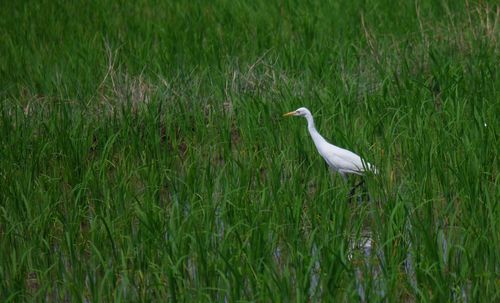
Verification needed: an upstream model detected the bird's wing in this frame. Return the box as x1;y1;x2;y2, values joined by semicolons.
321;145;368;174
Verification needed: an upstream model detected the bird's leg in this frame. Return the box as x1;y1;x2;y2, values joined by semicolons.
354;178;365;189
347;177;361;203
348;185;355;204
356;178;372;203
348;178;365;204
356;179;365;204
363;181;372;203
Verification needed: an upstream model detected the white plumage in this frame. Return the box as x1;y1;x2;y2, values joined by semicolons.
284;107;377;180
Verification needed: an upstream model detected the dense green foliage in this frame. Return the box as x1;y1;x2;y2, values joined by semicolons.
1;0;499;301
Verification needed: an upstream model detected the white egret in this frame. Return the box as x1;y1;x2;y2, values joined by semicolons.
283;107;377;183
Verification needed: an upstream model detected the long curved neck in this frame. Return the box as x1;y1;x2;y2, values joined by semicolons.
305;113;328;148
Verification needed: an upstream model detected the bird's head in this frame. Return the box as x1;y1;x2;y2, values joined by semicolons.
283;107;311;117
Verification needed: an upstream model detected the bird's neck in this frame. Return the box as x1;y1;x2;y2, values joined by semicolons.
305;114;328;147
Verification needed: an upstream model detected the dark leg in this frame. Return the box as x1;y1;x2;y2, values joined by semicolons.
348;186;354;204
363;180;371;203
356;179;372;203
348;178;365;203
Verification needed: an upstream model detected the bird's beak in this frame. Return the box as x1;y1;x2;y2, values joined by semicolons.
283;111;296;117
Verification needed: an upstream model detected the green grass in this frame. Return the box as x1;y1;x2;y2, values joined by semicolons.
1;0;499;301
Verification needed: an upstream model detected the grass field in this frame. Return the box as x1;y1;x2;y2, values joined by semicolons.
1;0;499;301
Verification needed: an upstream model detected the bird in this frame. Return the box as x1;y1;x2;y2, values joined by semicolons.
283;107;377;192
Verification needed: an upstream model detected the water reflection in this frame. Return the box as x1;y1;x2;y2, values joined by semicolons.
309;243;321;299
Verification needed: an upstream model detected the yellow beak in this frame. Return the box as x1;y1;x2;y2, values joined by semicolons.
283;111;296;117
